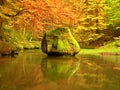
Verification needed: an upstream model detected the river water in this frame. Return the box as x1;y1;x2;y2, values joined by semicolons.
0;50;120;90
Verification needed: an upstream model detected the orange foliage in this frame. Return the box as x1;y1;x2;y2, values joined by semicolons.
0;0;86;37
12;0;80;35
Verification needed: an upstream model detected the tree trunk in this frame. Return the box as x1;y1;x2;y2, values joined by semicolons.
0;0;5;5
0;16;2;29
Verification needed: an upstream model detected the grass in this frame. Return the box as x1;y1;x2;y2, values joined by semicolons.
77;40;120;55
78;48;120;54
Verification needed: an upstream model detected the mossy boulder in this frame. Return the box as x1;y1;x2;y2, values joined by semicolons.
41;27;80;56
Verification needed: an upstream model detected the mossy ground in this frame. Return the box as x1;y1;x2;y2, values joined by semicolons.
77;40;120;56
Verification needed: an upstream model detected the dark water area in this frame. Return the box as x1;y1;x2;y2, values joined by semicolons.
0;50;120;90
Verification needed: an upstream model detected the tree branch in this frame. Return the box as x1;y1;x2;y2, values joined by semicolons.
3;9;25;18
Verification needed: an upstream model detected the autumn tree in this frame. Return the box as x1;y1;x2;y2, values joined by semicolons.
106;0;120;30
77;0;107;33
0;0;81;39
68;0;109;48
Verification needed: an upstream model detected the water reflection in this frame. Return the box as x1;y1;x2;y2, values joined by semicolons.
78;55;120;90
0;50;120;90
74;56;105;90
41;56;80;81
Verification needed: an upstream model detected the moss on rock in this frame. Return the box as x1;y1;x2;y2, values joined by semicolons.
41;27;80;56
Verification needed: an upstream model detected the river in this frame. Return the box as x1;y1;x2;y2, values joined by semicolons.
0;50;120;90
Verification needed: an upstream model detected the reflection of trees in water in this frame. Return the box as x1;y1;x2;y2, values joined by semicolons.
41;56;80;81
68;55;105;89
0;56;44;90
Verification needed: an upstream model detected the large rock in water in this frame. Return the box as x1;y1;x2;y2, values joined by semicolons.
41;27;80;56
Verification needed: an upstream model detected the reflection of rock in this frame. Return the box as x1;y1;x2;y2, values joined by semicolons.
41;27;80;56
41;56;80;81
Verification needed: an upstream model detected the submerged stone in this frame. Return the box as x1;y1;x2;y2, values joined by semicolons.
41;27;80;56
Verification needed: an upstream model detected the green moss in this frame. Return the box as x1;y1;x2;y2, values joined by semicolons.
46;27;69;36
42;27;80;55
76;48;120;56
57;39;68;52
68;30;80;50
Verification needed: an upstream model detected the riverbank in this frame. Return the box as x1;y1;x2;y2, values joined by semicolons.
77;48;120;55
0;41;41;56
77;40;120;56
0;39;120;57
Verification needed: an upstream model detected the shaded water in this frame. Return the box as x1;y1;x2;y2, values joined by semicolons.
0;50;120;90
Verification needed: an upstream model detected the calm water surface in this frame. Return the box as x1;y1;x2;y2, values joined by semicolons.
0;50;120;90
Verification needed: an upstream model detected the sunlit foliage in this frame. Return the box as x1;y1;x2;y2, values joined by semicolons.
0;0;79;36
76;0;108;33
106;0;120;29
0;0;120;43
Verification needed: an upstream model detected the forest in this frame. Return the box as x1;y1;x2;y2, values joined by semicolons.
0;1;120;90
0;0;120;55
